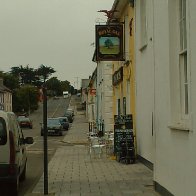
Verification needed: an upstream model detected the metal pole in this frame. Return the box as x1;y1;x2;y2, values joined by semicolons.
43;85;48;195
28;90;30;116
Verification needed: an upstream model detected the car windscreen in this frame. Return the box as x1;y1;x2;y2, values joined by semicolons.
0;117;7;145
18;117;30;122
58;118;64;123
47;119;60;125
64;112;72;116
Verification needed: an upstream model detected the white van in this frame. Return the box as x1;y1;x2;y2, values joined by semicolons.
63;91;69;98
0;111;34;195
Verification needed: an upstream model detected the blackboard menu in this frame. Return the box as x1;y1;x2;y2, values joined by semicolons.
114;128;134;154
114;114;133;129
114;114;134;154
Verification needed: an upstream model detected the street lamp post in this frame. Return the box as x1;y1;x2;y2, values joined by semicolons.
43;84;48;195
28;90;30;116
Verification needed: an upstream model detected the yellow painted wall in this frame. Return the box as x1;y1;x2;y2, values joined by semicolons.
112;5;135;128
112;4;136;151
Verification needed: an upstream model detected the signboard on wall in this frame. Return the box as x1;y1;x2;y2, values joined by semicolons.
95;25;124;61
112;66;123;86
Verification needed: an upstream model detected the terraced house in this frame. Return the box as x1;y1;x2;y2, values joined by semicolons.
0;78;12;112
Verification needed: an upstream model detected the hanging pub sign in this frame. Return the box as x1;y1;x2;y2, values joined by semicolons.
95;25;124;61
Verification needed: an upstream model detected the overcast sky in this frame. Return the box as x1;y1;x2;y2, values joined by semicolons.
0;0;114;87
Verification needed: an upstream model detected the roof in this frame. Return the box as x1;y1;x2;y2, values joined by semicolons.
0;78;12;93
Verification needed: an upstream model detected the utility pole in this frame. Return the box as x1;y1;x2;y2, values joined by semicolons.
75;77;79;90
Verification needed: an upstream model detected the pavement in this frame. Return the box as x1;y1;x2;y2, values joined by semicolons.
27;97;159;196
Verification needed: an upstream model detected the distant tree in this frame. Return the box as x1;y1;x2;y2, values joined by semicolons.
3;73;20;90
13;85;38;114
0;71;20;90
0;71;4;78
10;65;37;85
21;65;36;84
10;66;22;77
60;80;71;92
36;64;55;83
45;77;62;96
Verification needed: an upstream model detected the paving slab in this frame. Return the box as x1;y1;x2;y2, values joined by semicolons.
32;97;159;196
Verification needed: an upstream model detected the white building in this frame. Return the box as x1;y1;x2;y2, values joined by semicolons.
87;68;97;122
94;61;113;133
135;0;196;195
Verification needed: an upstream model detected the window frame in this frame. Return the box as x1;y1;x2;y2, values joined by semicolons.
139;0;147;50
168;0;190;131
178;0;189;119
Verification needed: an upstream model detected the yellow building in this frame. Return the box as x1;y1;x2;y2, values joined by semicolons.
111;1;136;146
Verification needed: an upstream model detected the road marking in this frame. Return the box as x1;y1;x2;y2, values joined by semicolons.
26;136;39;149
51;102;62;117
26;141;36;149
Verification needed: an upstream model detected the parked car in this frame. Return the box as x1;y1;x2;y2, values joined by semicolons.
63;112;73;123
77;93;81;97
53;96;60;100
58;117;69;130
67;108;74;117
17;116;33;129
65;110;74;121
41;118;64;136
0;111;34;195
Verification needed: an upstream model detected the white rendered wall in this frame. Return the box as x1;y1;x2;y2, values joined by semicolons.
135;0;154;164
103;63;113;132
153;0;196;195
96;61;113;132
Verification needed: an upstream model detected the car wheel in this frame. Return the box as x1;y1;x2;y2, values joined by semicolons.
20;162;26;181
30;125;33;129
59;131;63;136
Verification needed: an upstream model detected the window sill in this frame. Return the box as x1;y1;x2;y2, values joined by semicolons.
168;124;190;132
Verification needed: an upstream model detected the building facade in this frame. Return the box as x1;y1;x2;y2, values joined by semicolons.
0;78;12;112
90;0;196;195
111;0;136;143
87;68;97;122
95;61;113;133
135;0;196;195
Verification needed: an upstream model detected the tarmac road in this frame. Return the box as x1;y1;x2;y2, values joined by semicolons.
19;97;71;196
0;96;71;196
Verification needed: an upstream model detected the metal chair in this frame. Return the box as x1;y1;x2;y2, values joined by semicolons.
89;137;105;158
105;132;114;156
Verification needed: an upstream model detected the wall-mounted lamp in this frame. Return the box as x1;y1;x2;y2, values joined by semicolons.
129;0;134;7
